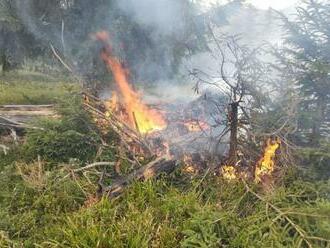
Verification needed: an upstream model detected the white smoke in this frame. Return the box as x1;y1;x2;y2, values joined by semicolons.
117;0;186;36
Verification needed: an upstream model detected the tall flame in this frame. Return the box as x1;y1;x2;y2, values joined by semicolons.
255;137;281;183
95;31;167;134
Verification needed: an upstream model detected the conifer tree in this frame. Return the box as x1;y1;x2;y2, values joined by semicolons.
277;0;330;144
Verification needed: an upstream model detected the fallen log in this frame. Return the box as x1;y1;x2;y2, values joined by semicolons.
0;104;57;125
101;155;178;199
0;116;44;130
0;105;54;111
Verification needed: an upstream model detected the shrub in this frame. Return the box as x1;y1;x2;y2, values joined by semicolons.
22;96;102;163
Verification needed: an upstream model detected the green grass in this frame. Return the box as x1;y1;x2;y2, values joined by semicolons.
0;164;329;247
0;70;80;104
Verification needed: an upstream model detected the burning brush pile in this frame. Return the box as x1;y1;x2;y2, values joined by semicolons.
82;31;282;196
88;32;214;157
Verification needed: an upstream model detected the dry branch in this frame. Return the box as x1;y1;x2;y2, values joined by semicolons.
50;44;73;73
82;92;153;156
63;162;116;179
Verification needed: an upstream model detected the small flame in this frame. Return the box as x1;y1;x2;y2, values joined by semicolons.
183;154;197;174
255;138;281;183
95;31;167;134
221;165;237;180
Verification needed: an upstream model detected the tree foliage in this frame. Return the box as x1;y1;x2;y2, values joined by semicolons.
276;0;330;144
1;0;206;82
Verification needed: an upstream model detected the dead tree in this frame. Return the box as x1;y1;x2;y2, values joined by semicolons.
191;25;268;165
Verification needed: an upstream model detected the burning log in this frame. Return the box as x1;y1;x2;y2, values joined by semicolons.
100;155;177;199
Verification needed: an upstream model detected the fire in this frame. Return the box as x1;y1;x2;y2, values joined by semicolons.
221;165;237;180
109;91;118;111
255;137;281;183
183;154;197;174
95;31;167;134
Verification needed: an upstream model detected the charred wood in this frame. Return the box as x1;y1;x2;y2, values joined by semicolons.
101;155;177;199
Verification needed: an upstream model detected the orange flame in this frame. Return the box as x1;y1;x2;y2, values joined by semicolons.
255;138;281;183
95;31;167;134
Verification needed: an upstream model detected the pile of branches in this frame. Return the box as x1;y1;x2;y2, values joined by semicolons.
81;91;177;199
82;92;153;156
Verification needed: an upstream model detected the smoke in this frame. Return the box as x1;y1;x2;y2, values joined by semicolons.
181;3;286;83
115;0;195;82
117;0;186;36
14;0;68;48
12;0;292;91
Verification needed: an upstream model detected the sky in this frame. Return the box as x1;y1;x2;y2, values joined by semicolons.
203;0;297;10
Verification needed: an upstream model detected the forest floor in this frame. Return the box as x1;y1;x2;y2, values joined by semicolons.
0;72;329;247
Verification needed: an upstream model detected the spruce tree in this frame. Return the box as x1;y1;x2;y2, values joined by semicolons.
278;0;330;144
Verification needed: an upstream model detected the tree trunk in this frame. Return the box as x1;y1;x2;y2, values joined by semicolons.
228;101;239;164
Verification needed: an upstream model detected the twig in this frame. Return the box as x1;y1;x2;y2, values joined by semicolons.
132;112;140;134
50;44;73;73
64;162;115;179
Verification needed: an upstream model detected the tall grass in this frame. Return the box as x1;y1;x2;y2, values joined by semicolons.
0;161;329;247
